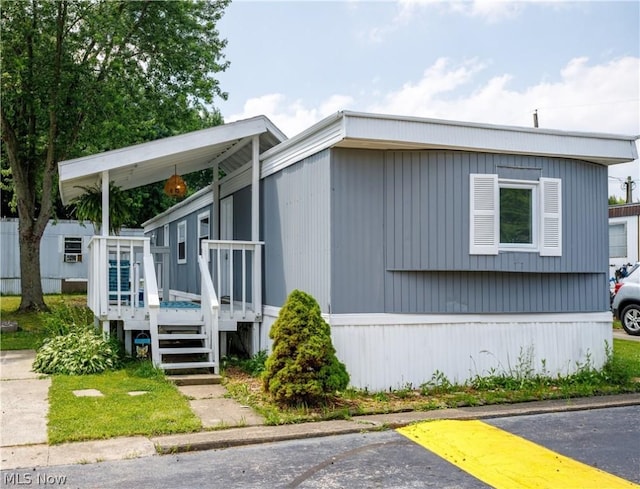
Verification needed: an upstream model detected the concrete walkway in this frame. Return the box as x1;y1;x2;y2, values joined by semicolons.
1;346;639;471
0;350;50;447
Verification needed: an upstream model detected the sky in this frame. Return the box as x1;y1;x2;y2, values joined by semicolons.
215;0;640;201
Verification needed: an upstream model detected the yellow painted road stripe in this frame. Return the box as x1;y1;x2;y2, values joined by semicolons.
398;420;639;489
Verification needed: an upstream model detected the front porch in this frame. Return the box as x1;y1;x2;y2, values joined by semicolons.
88;235;262;372
57;116;286;372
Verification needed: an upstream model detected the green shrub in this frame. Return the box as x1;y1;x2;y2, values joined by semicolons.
263;290;349;406
42;302;94;337
223;350;268;377
33;327;121;375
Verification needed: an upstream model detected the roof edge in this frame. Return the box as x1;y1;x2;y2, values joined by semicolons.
340;110;640;141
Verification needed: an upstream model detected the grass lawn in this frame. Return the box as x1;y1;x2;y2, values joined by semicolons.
0;295;86;350
613;338;640;377
4;294;640;441
224;338;640;426
47;362;201;444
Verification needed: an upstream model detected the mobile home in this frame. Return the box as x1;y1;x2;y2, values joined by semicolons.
58;112;639;390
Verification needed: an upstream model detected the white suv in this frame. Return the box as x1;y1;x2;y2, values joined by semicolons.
612;271;640;335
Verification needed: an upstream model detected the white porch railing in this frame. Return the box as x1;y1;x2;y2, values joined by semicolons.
143;254;160;366
201;240;263;320
199;254;220;372
87;236;151;319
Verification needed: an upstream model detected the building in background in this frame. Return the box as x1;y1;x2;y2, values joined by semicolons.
0;218;142;295
609;203;640;278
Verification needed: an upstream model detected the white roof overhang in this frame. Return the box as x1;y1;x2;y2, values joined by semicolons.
58;115;286;205
261;111;639;178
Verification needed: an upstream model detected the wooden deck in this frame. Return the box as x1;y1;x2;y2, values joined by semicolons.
87;236;263;372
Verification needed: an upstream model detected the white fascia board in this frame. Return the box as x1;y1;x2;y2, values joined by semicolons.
260;112;345;178
142;185;213;232
341;112;639;165
262;116;289;143
58;116;272;183
259;111;637;180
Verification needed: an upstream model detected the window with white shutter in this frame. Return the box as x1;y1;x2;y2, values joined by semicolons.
539;177;562;256
469;174;562;256
469;174;499;255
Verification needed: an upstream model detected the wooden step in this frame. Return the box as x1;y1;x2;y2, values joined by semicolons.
160;362;216;370
166;373;222;385
158;333;207;340
159;347;211;355
158;319;204;327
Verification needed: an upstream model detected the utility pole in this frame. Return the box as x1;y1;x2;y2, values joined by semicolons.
623;176;636;204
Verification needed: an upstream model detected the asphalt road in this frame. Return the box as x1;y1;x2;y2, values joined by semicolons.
1;405;638;489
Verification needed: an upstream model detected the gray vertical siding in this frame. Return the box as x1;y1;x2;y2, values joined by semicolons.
147;203;214;295
233;186;252;240
230;185;253;300
262;150;331;312
329;148;610;314
330;150;385;313
383;151;608;273
383;271;605;313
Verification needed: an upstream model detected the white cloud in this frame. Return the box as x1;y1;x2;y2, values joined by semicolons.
370;55;640;199
226;56;639;199
457;0;524;22
226;93;354;137
370;56;640;134
363;0;525;44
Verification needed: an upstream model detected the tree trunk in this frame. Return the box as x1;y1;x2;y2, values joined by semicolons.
18;217;48;312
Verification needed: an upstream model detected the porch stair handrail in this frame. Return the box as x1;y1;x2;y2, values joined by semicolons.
143;254;161;367
198;254;220;372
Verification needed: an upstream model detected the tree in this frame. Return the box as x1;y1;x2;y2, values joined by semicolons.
609;195;626;205
1;0;230;311
263;290;350;407
71;182;134;234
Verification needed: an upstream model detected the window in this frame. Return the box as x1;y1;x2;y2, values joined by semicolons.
177;221;187;264
470;174;562;256
609;223;627;258
63;237;83;263
499;183;536;248
198;211;210;255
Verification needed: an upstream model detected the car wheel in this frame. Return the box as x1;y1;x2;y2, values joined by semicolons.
621;304;640;336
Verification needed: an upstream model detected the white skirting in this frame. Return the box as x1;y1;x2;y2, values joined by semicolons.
262;307;614;391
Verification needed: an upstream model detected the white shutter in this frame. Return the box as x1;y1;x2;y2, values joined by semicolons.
469;174;499;255
539;177;562;256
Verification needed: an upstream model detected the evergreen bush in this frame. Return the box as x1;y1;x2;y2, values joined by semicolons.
263;289;349;406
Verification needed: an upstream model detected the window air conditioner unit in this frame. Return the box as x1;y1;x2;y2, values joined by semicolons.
64;254;82;263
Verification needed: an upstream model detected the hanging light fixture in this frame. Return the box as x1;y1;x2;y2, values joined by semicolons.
164;165;187;198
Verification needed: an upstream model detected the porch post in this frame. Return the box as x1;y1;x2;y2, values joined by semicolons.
251;135;260;242
213;160;220;240
101;170;109;236
251;135;261;354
